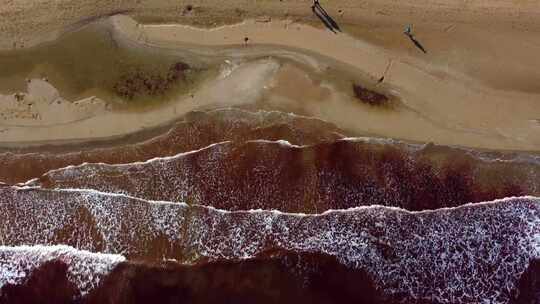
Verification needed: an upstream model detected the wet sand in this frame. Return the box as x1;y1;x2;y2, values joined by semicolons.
0;109;346;184
1;13;540;150
1;3;540;303
116;15;540;151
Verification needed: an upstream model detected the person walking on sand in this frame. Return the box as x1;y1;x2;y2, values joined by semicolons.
404;24;413;36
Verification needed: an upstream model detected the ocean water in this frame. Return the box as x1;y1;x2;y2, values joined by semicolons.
0;17;539;304
0;188;538;303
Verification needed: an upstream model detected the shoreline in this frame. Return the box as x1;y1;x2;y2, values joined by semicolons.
0;13;539;151
2;106;540;159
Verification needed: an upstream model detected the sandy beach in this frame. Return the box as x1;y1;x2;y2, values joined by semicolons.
0;0;539;151
2;2;540;303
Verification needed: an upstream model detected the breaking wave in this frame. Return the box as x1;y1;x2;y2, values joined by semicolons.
1;109;540;303
1;186;539;303
27;137;540;212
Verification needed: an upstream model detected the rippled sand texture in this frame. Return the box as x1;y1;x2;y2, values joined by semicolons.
1;1;540;303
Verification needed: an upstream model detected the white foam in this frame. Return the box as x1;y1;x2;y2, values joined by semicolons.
248;139;302;148
9;186;540;217
0;245;125;295
205;107;340;126
29;141;231;181
1;187;539;304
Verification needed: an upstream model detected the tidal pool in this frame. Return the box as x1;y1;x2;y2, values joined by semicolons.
0;20;217;108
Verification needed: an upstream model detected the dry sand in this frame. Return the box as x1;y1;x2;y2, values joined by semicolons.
0;1;540;151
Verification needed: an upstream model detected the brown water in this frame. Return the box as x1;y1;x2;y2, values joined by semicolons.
0;21;216;108
0;187;538;304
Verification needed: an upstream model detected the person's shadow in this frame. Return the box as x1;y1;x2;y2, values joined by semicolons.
312;5;336;33
315;2;341;32
404;25;427;53
312;2;341;33
408;35;427;53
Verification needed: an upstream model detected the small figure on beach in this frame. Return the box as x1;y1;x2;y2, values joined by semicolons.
404;24;412;36
13;93;24;102
244;37;249;46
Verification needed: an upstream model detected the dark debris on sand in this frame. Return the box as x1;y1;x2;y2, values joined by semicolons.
352;83;391;107
113;62;191;99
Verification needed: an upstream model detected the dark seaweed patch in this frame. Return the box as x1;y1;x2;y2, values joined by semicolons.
113;62;191;100
352;83;391;107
